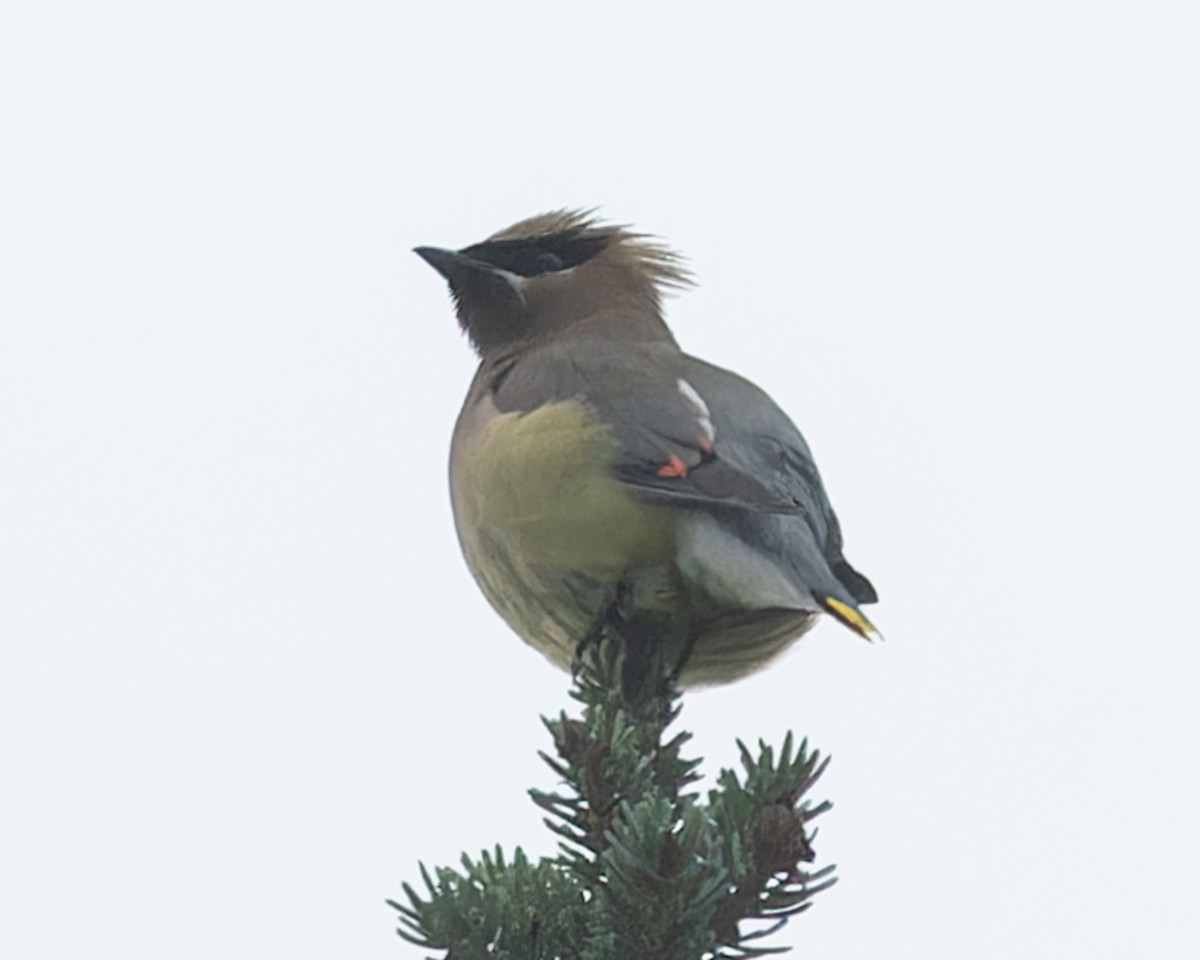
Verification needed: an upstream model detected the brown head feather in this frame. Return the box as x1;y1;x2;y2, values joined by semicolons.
487;209;694;297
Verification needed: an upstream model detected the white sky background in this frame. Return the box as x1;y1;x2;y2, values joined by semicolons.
2;2;1198;957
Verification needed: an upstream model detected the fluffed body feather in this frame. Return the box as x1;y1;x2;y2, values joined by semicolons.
419;211;878;685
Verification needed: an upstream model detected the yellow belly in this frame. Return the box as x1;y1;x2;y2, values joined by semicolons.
451;400;676;667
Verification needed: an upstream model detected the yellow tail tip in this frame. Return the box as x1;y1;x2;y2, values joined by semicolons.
819;595;883;643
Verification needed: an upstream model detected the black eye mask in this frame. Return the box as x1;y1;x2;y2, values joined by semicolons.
461;232;609;277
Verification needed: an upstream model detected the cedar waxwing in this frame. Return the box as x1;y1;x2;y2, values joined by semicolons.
416;211;878;687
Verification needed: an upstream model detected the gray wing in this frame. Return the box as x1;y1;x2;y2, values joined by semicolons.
488;340;876;605
488;338;794;506
674;357;877;605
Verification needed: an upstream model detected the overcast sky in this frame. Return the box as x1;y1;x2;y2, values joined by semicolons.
3;3;1198;958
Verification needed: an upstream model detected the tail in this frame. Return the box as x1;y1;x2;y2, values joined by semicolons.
816;594;883;642
831;558;878;604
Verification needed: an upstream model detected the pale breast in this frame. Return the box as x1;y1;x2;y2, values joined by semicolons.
449;393;676;668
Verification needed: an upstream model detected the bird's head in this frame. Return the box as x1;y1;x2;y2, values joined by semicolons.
415;210;692;355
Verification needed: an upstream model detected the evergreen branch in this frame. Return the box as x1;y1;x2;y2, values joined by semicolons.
390;631;837;958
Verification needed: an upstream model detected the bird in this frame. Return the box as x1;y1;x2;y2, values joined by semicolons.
416;210;878;687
